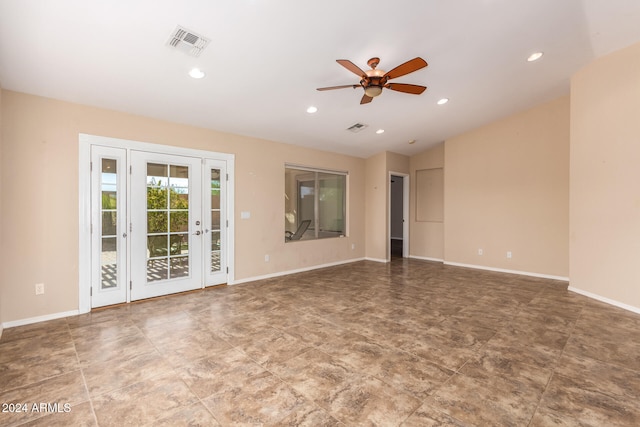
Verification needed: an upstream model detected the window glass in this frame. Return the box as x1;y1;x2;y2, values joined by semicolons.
285;166;347;241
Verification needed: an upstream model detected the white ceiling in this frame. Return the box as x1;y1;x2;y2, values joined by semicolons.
1;0;640;158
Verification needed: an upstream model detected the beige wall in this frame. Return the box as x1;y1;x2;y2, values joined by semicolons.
0;90;366;324
409;143;444;260
386;151;410;176
570;42;640;309
365;152;387;261
365;151;409;261
444;96;570;277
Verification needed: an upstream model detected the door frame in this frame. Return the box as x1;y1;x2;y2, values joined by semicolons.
78;133;235;314
388;171;409;261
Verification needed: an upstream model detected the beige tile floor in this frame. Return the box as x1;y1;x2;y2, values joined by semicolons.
1;259;640;426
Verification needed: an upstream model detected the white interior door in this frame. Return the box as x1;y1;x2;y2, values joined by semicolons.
204;159;227;286
130;151;203;300
91;146;128;308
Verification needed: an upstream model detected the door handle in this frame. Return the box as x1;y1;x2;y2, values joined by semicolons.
193;230;201;236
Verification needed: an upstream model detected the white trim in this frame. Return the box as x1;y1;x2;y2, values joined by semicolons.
365;257;389;263
568;287;640;314
225;159;236;285
443;261;569;281
409;255;444;263
78;141;92;314
285;163;348;176
388;171;410;261
2;310;80;329
80;134;236;162
231;257;366;285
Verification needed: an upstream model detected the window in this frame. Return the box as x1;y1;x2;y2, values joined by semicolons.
285;165;347;241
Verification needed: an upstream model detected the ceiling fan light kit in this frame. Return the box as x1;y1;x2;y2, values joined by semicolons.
317;56;428;104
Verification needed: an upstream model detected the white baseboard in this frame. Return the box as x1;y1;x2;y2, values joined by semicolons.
2;310;80;330
568;286;640;314
364;257;389;263
409;255;444;263
443;261;569;282
231;257;367;285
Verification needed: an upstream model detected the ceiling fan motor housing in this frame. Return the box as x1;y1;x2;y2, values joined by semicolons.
362;68;386;97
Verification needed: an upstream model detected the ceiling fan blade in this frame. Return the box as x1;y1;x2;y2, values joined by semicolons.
360;94;373;104
385;83;427;95
383;57;428;80
337;59;367;78
316;84;359;91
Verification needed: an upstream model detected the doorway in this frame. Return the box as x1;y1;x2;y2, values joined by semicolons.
80;135;234;310
389;173;409;260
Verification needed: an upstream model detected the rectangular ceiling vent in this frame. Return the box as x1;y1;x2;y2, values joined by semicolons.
167;25;210;57
346;123;368;133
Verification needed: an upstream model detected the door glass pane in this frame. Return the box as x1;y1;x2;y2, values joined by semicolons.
210;169;221;273
147;163;169;282
147;259;168;282
101;159;118;290
170;256;189;279
148;235;168;257
211;170;221;209
147;212;167;233
146;162;190;283
101;212;117;236
170;233;187;255
211;211;221;229
170;165;189;208
211;231;221;251
170;211;189;232
101;237;117;289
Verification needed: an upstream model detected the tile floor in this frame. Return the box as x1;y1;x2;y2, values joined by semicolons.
1;259;640;426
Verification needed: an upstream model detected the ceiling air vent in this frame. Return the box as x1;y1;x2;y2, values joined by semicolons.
167;25;210;57
346;123;368;133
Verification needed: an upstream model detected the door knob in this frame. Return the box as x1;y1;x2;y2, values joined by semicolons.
193;230;201;236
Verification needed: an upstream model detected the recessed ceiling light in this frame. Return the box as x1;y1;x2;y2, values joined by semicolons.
408;139;416;145
437;98;449;105
306;106;318;114
188;68;205;79
527;52;543;62
376;129;385;134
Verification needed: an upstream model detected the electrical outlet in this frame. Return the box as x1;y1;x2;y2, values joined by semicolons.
264;254;270;262
35;283;45;295
507;251;512;259
351;243;356;250
478;248;483;255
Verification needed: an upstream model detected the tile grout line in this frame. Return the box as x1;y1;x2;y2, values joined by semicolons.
524;289;585;426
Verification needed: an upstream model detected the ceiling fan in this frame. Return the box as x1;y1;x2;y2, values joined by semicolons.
317;56;428;104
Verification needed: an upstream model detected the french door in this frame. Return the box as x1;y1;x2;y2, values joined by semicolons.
89;145;229;308
90;146;128;308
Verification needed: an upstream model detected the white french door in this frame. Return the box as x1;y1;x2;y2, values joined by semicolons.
85;138;231;309
130;151;203;300
90;146;128;308
204;159;228;286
